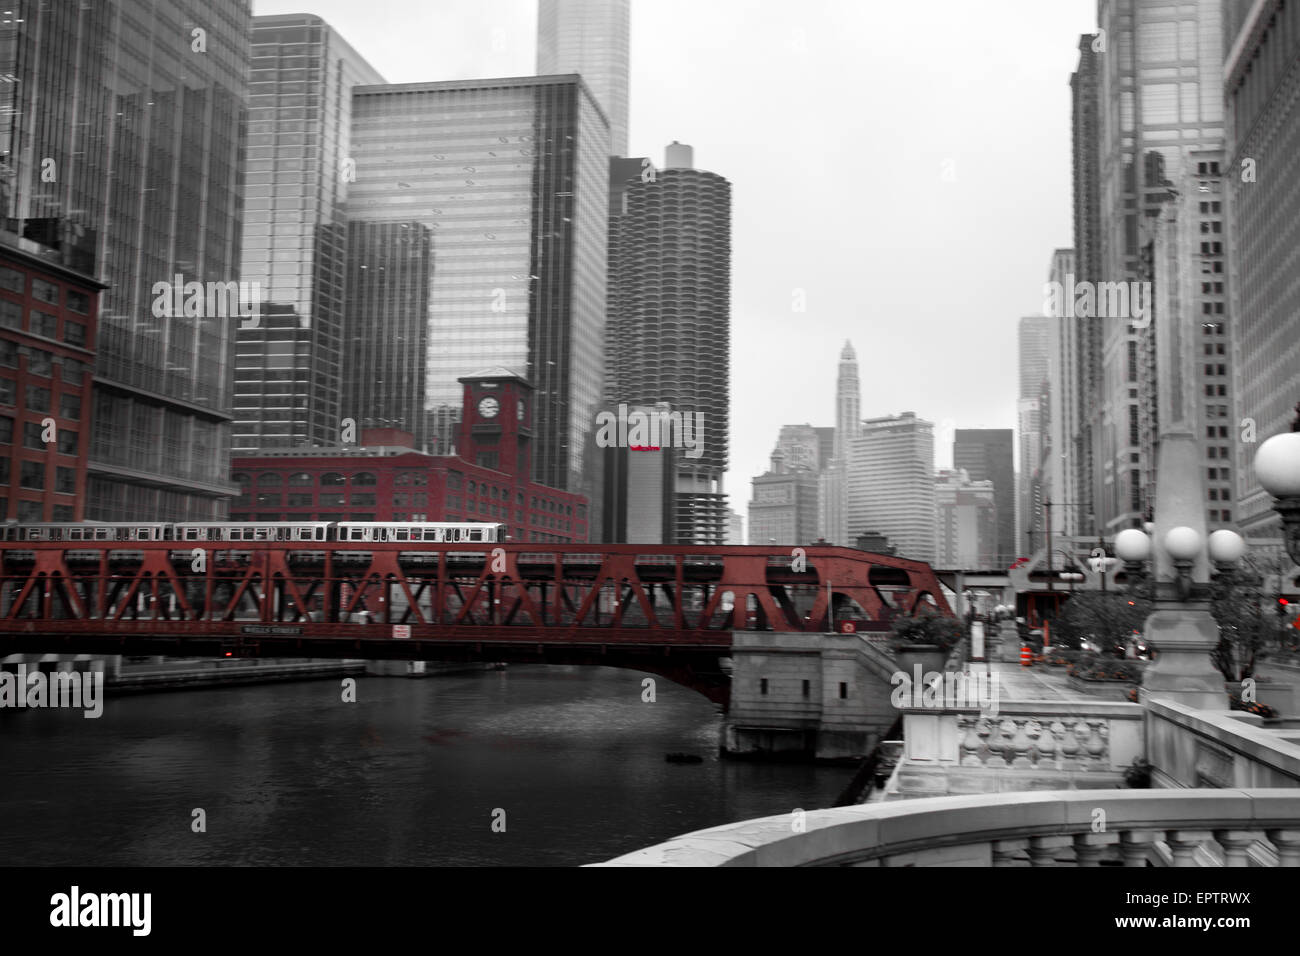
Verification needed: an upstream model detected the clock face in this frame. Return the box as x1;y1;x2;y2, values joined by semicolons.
517;399;525;421
478;396;499;419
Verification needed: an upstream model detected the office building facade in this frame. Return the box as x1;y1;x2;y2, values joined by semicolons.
0;0;251;520
846;412;936;563
1224;0;1300;534
935;468;998;569
349;76;610;499
536;0;631;157
341;221;433;446
953;429;1014;568
233;14;385;452
0;234;105;521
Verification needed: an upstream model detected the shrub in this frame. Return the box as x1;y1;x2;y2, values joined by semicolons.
1124;757;1152;789
889;612;965;655
1070;658;1146;683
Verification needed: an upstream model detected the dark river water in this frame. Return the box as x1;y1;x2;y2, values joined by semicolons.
0;665;852;866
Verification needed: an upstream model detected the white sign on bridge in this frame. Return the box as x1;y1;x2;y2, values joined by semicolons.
391;624;410;639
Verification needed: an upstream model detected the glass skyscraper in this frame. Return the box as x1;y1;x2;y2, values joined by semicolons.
0;0;251;520
233;15;385;452
342;220;433;444
536;0;630;157
348;75;610;494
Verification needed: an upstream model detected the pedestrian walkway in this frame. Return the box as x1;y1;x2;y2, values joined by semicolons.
962;659;1099;701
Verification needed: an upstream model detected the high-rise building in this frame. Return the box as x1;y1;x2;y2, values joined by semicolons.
818;341;858;545
1046;249;1081;541
774;423;824;473
1224;0;1300;535
748;448;819;547
1070;37;1104;540
342;221;433;445
1018;315;1051;553
536;0;631;156
953;429;1014;567
349;76;611;500
233;15;385;452
846;412;936;563
606;142;730;544
935;468;998;569
1092;0;1229;533
0;0;251;520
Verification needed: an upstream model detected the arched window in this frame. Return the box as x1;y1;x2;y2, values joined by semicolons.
352;472;377;486
289;472;313;486
257;472;282;486
321;472;346;487
231;472;250;486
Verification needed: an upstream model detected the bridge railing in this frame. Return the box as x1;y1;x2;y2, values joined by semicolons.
591;789;1300;866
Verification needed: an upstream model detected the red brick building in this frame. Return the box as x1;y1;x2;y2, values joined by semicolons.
230;370;588;542
0;234;104;522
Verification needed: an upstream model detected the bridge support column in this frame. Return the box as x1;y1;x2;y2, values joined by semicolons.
722;632;901;762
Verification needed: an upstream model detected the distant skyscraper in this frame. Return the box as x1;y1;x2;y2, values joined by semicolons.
537;0;631;156
749;449;819;547
847;412;936;563
1046;248;1081;541
349;76;611;497
835;341;860;462
953;429;1014;567
935;469;998;568
774;424;823;473
1225;0;1300;535
0;0;251;520
342;221;433;445
1018;316;1050;554
818;341;858;545
1070;36;1103;540
607;142;731;544
233;15;385;452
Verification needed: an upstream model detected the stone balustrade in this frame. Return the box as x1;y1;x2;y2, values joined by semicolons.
888;700;1144;797
593;789;1300;866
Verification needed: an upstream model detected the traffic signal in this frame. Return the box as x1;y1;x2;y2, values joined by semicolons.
1278;597;1290;618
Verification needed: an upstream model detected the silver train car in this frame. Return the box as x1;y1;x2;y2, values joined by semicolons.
0;521;508;544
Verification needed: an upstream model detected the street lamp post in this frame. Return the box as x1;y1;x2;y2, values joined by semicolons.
1254;404;1300;569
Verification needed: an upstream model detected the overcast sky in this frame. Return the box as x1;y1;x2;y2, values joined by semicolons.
253;0;1098;528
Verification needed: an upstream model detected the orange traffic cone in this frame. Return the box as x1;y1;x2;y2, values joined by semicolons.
1020;645;1033;668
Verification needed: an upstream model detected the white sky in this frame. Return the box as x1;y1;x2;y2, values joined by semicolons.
252;0;1098;526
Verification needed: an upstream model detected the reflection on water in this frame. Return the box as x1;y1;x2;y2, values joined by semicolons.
0;665;852;866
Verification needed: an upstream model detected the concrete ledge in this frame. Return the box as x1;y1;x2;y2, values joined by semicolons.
591;789;1300;866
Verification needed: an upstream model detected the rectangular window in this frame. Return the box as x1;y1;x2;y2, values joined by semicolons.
60;394;80;420
57;430;77;456
29;310;57;338
802;679;810;699
30;278;58;305
760;678;768;696
61;359;83;384
0;414;12;443
55;466;76;494
351;493;376;506
27;351;52;378
26;385;50;412
839;682;848;700
0;299;19;328
66;290;90;314
23;422;44;450
52;504;73;521
64;321;86;348
20;460;44;490
0;378;13;406
0;266;24;293
287;493;312;507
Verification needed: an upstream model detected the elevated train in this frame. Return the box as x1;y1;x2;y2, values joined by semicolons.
0;521;508;544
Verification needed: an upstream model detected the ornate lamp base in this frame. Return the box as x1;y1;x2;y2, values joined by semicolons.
1138;597;1229;712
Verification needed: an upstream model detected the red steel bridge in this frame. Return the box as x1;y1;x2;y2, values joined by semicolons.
0;542;953;705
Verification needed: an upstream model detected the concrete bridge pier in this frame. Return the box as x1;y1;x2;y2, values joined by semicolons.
721;631;901;762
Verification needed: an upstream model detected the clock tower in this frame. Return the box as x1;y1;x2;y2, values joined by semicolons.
457;368;533;478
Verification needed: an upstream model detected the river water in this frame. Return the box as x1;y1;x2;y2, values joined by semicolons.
0;665;852;866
